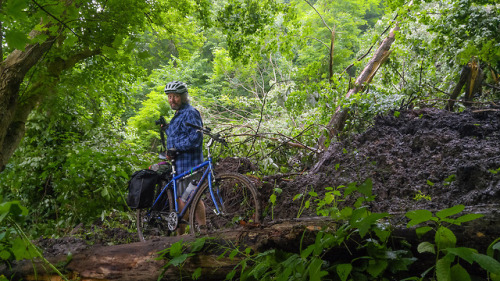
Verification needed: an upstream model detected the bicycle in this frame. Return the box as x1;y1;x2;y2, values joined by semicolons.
136;123;261;241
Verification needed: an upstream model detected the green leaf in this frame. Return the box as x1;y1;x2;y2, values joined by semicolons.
374;228;391;243
406;209;433;227
487;239;500;258
356;212;389;238
357;178;373;197
417;242;435;254
167;253;194;267
416;226;433;237
472;253;500;275
367;259;388;277
4;0;28;19
336;263;352;281
11;237;33;260
344;182;358;196
308;257;327;281
0;250;11;260
436;205;464;219
169;240;184;257
301;244;315;259
5;30;29;51
450;264;471;281
446;247;477;264
192;267;202;280
454;213;483;224
250;262;270;279
435;226;457;250
436;257;451;281
339;207;353;220
229;249;239;260
190;237;207;252
226;270;236;280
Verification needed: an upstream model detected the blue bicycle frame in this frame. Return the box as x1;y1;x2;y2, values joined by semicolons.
149;155;223;221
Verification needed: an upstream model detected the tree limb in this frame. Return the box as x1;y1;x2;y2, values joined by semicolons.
303;0;333;34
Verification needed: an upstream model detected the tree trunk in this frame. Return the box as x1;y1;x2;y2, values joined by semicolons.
3;218;334;281
0;39;56;172
446;58;484;111
3;214;498;281
0;43;99;172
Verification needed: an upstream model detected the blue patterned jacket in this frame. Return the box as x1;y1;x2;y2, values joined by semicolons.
166;104;204;174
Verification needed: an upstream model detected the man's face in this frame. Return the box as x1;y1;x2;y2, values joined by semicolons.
168;93;182;110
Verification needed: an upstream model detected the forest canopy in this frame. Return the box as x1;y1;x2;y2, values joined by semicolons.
0;0;499;239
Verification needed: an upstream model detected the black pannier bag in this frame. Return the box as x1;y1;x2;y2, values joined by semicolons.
127;169;159;209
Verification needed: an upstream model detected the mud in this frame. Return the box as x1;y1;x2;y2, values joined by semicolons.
265;106;500;222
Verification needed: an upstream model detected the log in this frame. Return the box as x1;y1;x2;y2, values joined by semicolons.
2;213;499;281
1;218;335;281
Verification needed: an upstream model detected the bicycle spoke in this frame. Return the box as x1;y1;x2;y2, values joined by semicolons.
189;172;260;235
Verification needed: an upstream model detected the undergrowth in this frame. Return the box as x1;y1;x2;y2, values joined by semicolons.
159;179;500;281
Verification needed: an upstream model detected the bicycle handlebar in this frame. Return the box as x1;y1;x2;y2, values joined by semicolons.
186;122;227;146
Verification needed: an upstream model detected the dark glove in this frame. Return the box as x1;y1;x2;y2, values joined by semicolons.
166;148;178;160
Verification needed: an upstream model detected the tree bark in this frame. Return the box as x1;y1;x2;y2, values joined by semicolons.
446;58;484;111
3;218;335;281
0;39;56;172
3;213;498;281
0;42;99;172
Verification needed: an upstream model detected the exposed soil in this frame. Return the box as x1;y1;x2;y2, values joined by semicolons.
264;106;500;220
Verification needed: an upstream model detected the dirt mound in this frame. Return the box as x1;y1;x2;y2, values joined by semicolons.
268;106;500;220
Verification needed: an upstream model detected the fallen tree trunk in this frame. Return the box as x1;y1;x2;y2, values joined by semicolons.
3;213;499;281
319;24;400;150
2;218;335;281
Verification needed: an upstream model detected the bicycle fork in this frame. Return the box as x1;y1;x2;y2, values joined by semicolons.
208;174;225;216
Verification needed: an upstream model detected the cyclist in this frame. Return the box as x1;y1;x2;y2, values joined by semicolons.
164;81;206;233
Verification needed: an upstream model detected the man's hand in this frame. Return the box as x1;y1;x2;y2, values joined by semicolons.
166;148;178;160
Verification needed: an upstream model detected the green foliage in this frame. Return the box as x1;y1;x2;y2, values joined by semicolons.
0;201;35;262
293;187;317;219
383;0;500;109
269;186;282;220
0;200;69;280
125;89;172;152
406;205;500;280
413;190;432;201
221;182;498;280
157;237;210;280
0;109;146;236
225;178;412;280
216;0;290;62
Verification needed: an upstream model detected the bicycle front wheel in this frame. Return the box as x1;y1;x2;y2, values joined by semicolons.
136;187;174;242
189;172;260;235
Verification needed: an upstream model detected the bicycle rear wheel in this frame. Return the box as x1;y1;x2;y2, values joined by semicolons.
188;172;260;235
136;186;174;242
